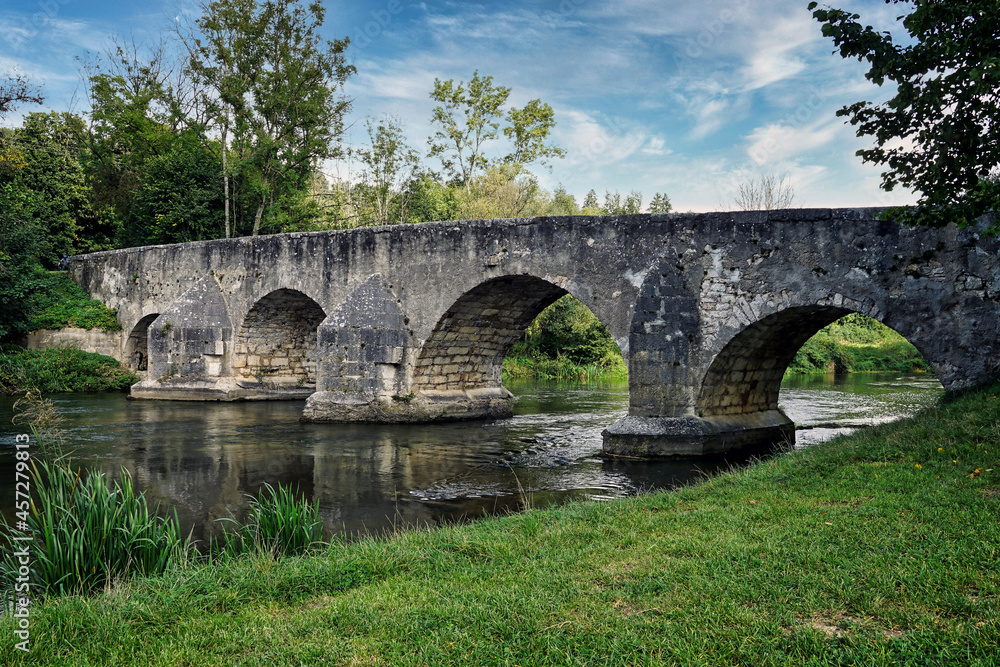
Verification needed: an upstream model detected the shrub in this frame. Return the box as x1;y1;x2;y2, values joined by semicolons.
0;345;137;394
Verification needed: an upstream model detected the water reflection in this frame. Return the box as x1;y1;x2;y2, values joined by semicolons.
0;373;943;542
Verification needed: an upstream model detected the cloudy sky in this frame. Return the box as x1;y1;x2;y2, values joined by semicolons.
0;0;917;212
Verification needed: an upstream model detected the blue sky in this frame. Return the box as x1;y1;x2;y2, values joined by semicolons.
0;0;917;212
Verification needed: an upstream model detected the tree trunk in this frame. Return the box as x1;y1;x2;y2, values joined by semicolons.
222;119;231;239
252;199;265;236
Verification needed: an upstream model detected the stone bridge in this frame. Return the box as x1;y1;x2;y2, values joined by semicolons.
68;209;1000;457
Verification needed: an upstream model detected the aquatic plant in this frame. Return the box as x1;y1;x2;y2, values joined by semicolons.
216;482;323;559
0;461;185;597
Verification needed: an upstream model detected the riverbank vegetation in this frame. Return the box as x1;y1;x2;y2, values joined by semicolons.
0;272;127;394
0;346;136;394
788;313;930;375
25;272;121;332
502;295;627;381
2;378;997;665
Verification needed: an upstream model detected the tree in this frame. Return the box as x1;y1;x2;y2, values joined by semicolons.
649;192;673;214
79;40;181;244
603;190;643;215
186;0;354;235
732;172;794;211
0;73;44;118
582;189;599;210
502;98;566;168
354;115;420;226
405;171;459;223
427;71;563;188
454;164;542;220
541;184;580;216
0;112;97;262
809;0;1000;233
123;139;226;246
0;182;42;339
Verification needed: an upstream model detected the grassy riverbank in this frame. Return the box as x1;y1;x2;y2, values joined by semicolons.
3;380;997;665
788;314;929;375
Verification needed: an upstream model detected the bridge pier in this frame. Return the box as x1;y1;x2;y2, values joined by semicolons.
601;410;794;458
302;387;514;423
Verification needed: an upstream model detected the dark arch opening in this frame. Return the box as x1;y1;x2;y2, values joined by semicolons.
697;307;938;417
125;313;159;372
413;275;569;392
234;289;326;387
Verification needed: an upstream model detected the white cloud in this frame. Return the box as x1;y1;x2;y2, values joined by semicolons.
739;13;818;91
641;136;671;156
745;116;844;165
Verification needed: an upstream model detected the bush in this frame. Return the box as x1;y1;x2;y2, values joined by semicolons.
0;345;137;394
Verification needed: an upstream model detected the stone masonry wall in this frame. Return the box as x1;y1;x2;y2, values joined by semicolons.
233;289;325;384
413;275;566;391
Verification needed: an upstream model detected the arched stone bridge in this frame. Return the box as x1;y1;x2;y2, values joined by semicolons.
68;209;1000;457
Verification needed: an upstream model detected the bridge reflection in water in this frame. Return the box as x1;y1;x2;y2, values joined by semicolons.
0;374;942;543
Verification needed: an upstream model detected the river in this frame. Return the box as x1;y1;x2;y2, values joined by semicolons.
0;373;943;543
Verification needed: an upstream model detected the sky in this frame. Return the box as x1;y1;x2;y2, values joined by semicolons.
0;0;919;212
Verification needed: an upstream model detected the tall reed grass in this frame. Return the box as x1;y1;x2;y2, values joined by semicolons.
215;483;323;559
1;462;185;597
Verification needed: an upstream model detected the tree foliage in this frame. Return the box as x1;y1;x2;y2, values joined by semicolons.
186;0;354;235
0;113;96;262
0;182;42;339
427;71;564;188
0;73;44;118
809;0;1000;232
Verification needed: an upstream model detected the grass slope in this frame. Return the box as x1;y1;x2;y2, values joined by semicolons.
3;381;998;665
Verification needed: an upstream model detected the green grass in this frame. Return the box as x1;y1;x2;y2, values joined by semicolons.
26;271;121;332
2;379;997;664
0;345;137;394
502;351;628;381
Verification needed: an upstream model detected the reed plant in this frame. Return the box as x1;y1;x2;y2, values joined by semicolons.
215;483;323;559
0;461;186;597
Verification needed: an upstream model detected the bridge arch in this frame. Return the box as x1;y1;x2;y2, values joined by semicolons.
232;288;326;388
124;312;160;372
696;305;855;417
412;275;571;393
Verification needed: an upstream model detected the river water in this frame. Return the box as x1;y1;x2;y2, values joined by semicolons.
0;373;942;542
